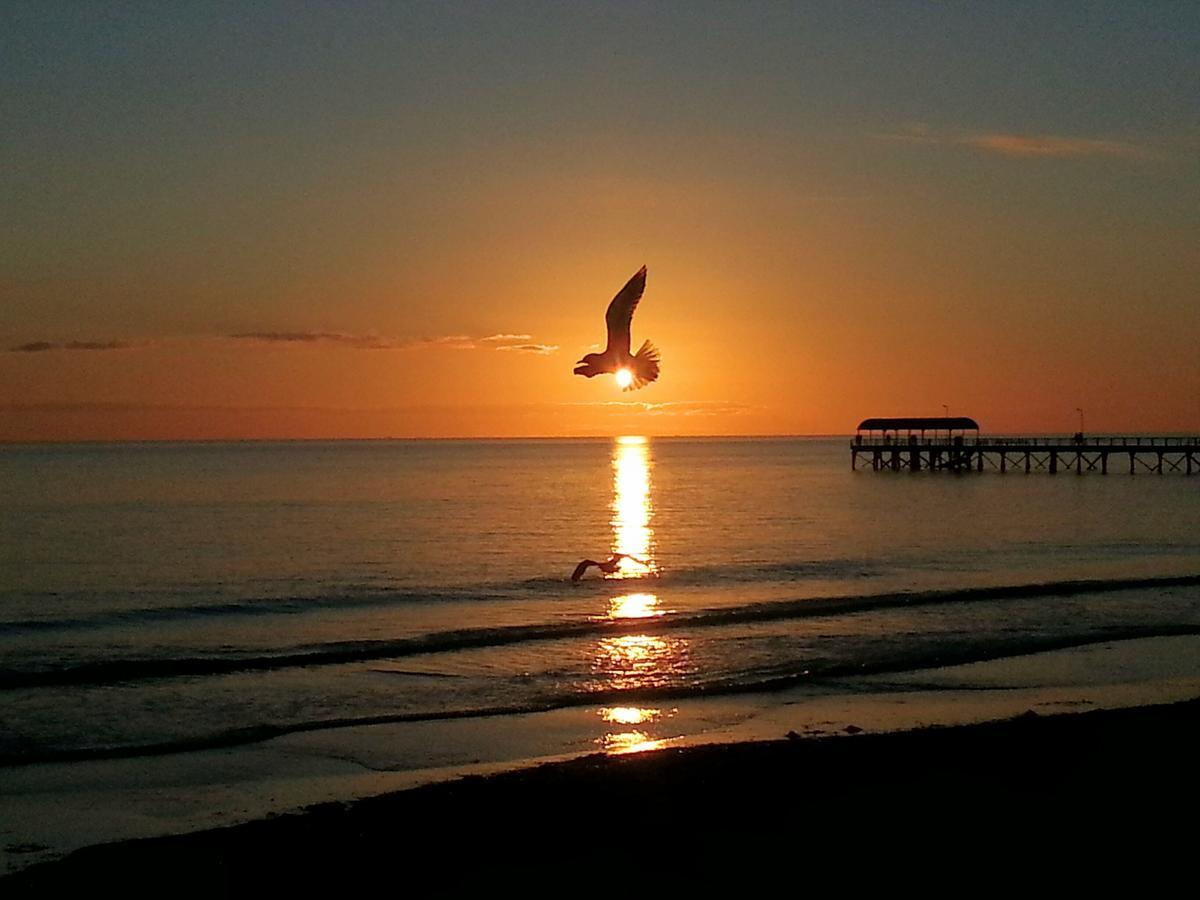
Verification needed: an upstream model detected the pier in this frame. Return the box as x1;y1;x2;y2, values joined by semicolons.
851;417;1200;475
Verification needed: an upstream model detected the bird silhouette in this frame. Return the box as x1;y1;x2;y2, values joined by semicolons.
571;553;651;581
573;266;660;391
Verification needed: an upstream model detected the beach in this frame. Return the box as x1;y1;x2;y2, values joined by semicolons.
5;693;1198;896
5;631;1200;893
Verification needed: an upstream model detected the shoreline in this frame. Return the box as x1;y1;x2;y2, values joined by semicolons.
5;632;1200;883
5;694;1199;894
2;633;1200;888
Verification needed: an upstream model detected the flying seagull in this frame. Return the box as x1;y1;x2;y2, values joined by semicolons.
573;266;661;391
571;553;651;581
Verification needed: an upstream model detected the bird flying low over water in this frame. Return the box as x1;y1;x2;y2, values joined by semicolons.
574;265;661;391
571;553;651;581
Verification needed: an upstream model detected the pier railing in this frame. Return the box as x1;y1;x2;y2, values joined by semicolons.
852;436;1199;448
850;434;1200;475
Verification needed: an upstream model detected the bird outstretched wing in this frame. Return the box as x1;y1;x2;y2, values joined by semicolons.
571;559;598;581
604;266;647;357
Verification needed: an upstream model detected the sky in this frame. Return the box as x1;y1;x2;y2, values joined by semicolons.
2;1;1197;439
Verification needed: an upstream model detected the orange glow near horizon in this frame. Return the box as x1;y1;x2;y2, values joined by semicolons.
3;253;1198;441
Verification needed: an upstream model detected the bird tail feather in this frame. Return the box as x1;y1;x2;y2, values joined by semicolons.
625;340;661;391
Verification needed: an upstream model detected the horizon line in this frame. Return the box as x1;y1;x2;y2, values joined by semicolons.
5;430;1200;447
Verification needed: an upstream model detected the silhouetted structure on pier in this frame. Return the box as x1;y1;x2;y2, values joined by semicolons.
851;418;1200;475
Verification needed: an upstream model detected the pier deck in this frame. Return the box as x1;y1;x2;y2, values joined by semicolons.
851;435;1200;475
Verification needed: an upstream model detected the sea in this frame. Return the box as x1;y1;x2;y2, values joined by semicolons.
3;437;1200;859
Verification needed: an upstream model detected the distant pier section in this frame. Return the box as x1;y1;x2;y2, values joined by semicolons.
852;417;1200;475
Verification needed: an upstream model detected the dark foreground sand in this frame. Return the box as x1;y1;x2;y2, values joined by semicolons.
6;699;1199;896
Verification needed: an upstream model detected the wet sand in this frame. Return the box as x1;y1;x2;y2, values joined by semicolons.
5;697;1198;896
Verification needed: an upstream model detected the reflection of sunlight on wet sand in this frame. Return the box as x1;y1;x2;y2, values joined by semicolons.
611;436;654;578
598;706;669;754
607;592;661;619
599;731;667;755
603;706;661;725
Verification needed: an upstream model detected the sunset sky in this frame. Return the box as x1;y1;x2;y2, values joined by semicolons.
3;2;1197;439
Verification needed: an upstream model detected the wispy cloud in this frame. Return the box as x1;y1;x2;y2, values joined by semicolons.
231;331;351;344
9;331;558;356
423;335;478;350
961;133;1149;159
227;331;555;353
8;340;137;353
873;122;940;146
875;124;1153;160
494;343;559;355
229;331;406;349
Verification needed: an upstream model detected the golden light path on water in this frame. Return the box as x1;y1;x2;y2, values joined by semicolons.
594;436;684;754
610;435;654;579
607;592;660;620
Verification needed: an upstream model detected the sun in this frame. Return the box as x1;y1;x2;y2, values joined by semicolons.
615;368;634;389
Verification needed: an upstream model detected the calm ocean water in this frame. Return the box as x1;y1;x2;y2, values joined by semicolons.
2;437;1200;765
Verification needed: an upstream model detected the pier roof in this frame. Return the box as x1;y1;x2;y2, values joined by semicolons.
857;417;980;432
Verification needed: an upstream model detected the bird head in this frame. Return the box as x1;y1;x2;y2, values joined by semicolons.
574;353;602;378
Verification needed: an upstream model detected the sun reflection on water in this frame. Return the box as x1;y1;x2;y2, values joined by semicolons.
590;436;688;751
610;435;654;578
593;633;689;692
607;592;662;619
